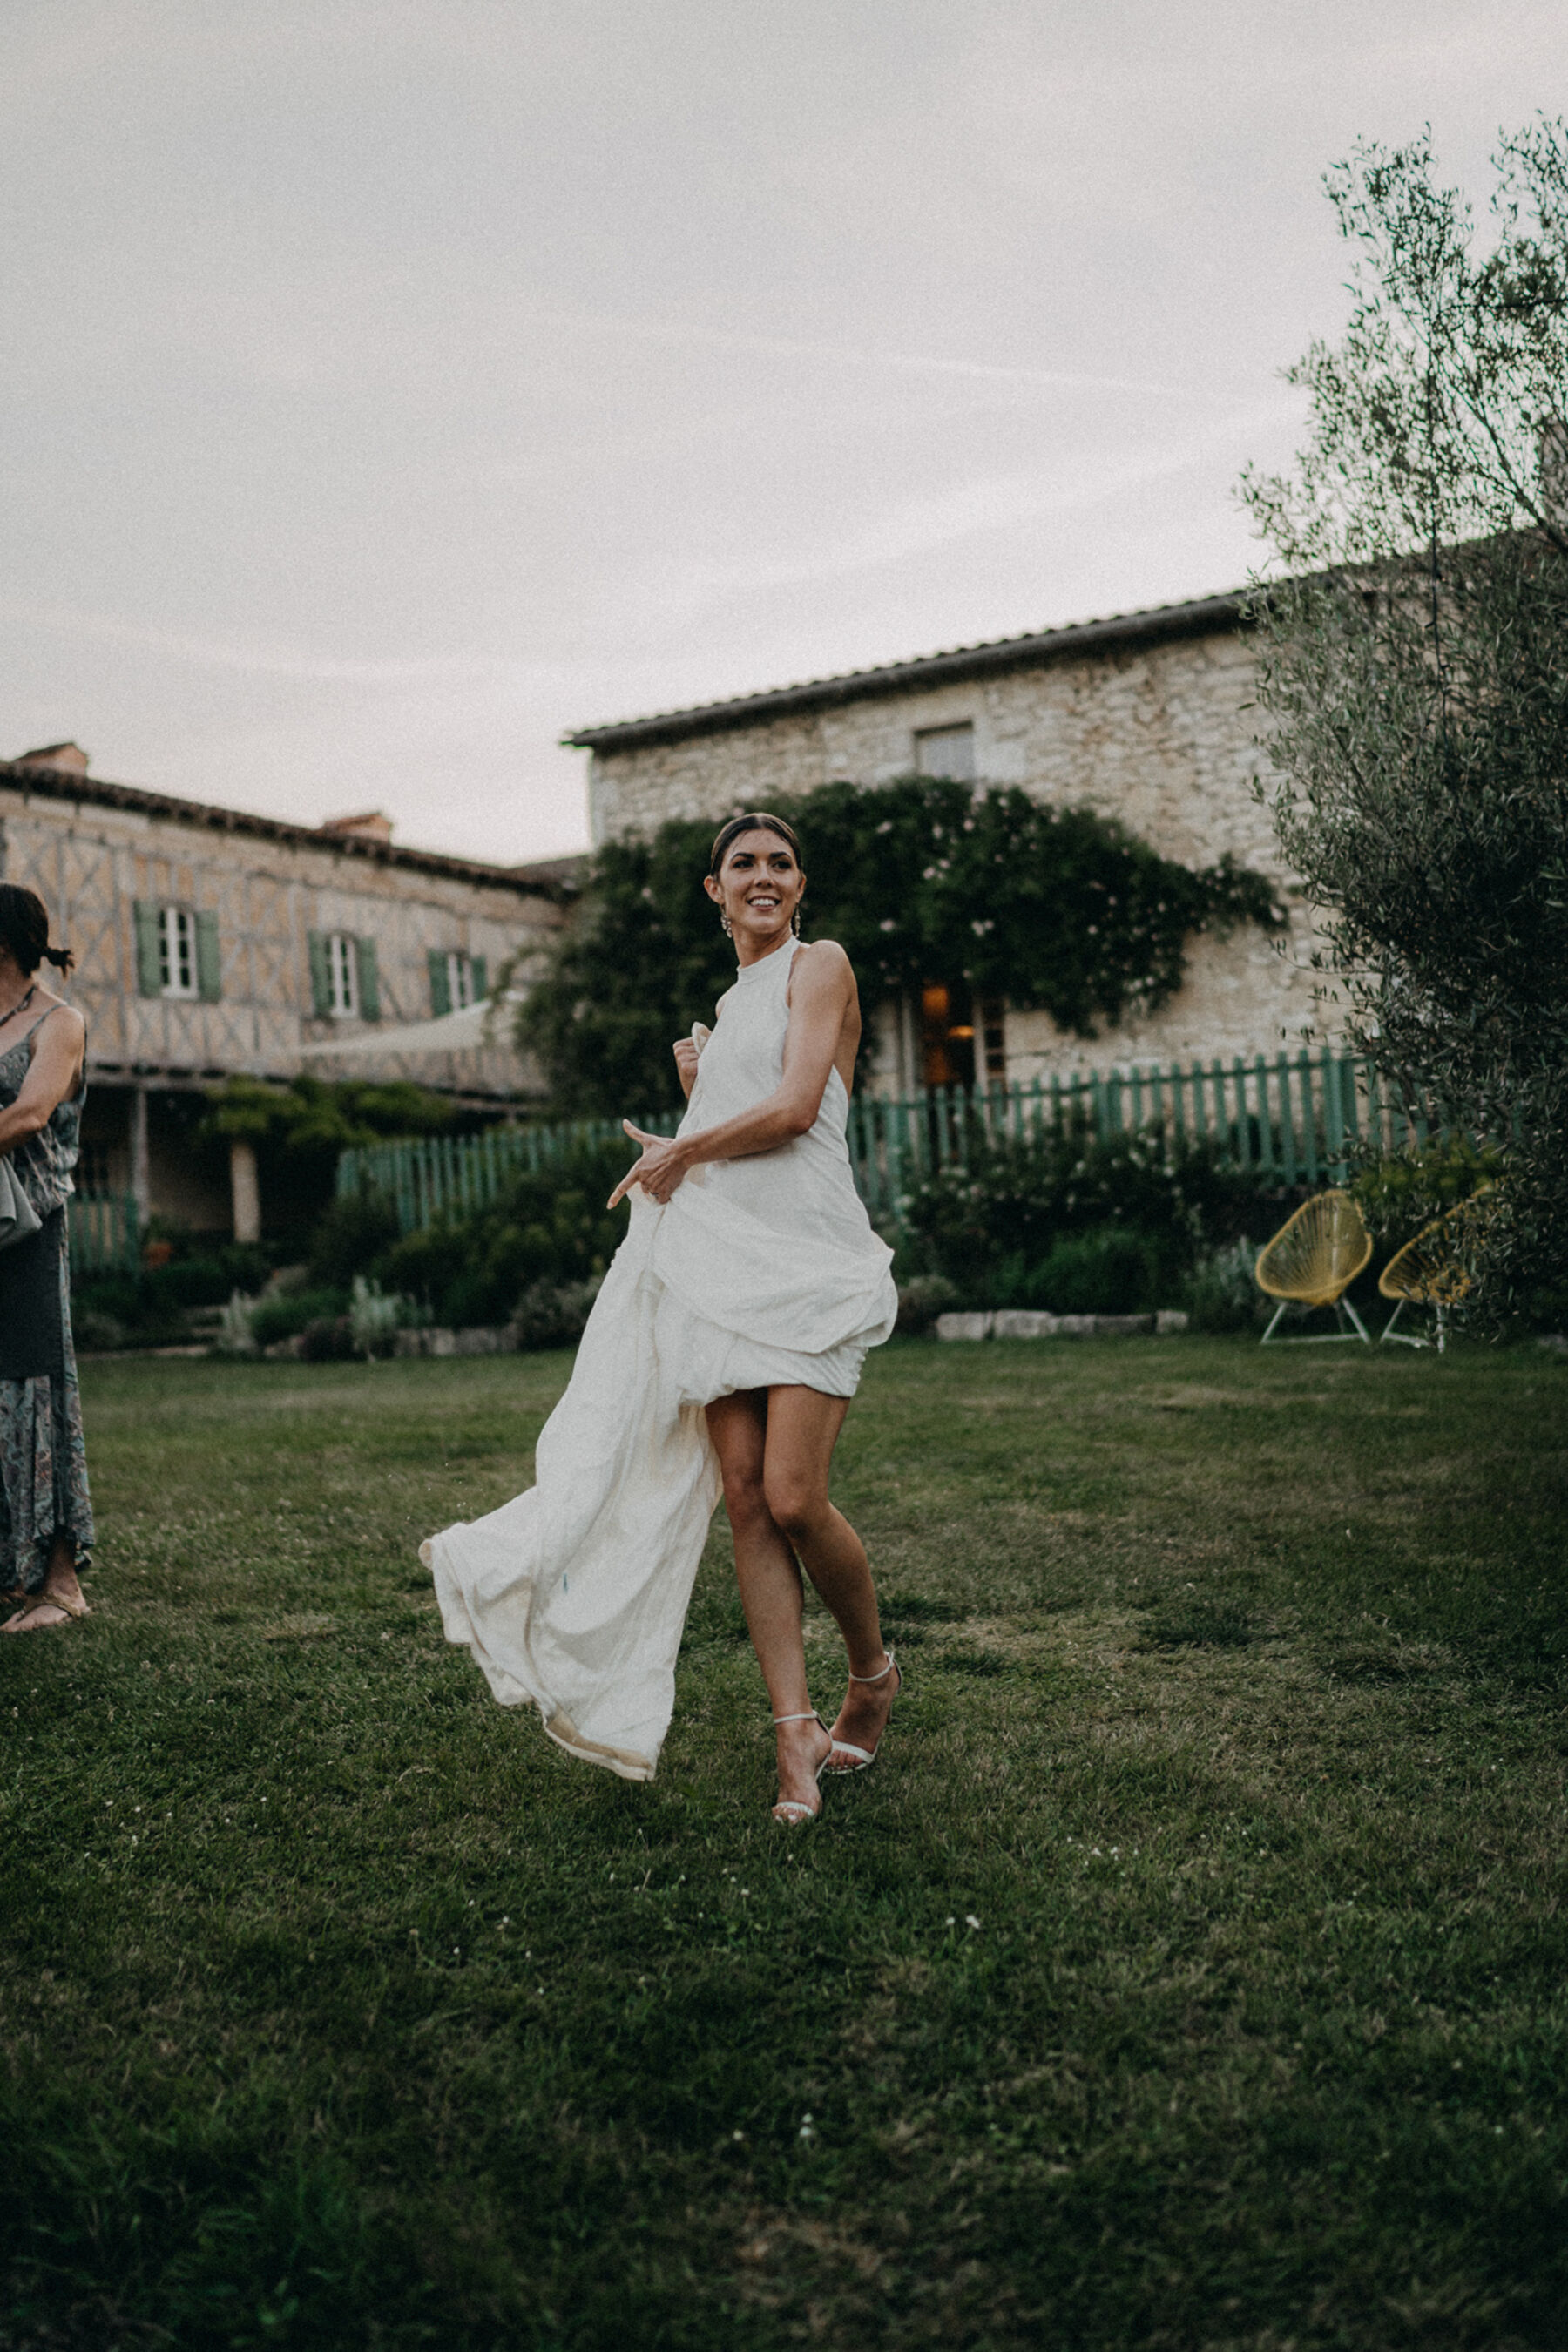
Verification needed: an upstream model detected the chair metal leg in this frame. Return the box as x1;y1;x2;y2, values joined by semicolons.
1381;1297;1429;1348
1338;1297;1372;1343
1260;1295;1372;1343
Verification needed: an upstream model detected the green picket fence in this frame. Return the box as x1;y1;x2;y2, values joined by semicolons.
338;1110;685;1236
340;1047;1434;1238
844;1048;1396;1220
68;1189;140;1277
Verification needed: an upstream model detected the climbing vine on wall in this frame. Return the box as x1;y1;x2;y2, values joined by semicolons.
516;778;1285;1117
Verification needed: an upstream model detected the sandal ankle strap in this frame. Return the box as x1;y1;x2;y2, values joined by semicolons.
772;1710;819;1725
847;1649;896;1685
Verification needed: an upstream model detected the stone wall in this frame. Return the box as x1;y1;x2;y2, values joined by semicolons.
585;623;1321;1080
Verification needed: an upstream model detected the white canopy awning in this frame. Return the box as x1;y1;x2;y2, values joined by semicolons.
296;994;519;1059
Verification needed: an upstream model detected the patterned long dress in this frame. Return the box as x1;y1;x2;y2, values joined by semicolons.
0;1010;94;1595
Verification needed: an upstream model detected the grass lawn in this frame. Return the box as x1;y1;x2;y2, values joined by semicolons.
3;1335;1565;2351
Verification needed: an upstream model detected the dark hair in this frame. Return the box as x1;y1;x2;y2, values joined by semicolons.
0;883;74;977
708;810;803;875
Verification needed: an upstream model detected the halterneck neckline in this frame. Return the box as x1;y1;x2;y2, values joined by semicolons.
733;937;799;987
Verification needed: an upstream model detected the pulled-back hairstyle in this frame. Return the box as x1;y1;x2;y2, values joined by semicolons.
0;883;74;977
708;810;803;875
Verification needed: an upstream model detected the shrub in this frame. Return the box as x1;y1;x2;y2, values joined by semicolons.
73;1307;127;1354
300;1316;356;1362
308;1193;402;1291
894;1274;961;1336
898;1127;1275;1306
384;1142;631;1328
348;1277;411;1358
213;1291;260;1356
1353;1136;1500;1248
513;1276;604;1350
1183;1239;1267;1334
1005;1227;1171;1315
250;1288;347;1349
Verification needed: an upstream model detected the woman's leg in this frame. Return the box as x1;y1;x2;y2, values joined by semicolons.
760;1388;897;1766
706;1390;830;1814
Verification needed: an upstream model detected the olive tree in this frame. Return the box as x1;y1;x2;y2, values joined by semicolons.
1242;121;1568;1325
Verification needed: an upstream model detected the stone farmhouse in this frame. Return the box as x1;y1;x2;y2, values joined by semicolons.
0;744;571;1237
565;590;1321;1096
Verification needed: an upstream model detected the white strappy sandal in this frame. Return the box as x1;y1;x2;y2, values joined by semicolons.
825;1649;902;1774
771;1709;829;1824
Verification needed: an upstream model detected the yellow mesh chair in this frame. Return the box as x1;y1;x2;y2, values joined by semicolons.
1255;1189;1374;1343
1378;1188;1491;1353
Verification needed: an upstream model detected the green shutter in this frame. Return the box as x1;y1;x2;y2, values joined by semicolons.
133;902;162;997
308;930;332;1019
428;950;450;1017
355;936;380;1022
195;910;222;1002
469;955;487;1004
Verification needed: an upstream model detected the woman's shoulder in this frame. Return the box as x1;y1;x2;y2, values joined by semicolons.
32;992;85;1039
794;937;853;981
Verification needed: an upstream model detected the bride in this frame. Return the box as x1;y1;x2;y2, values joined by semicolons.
423;812;901;1821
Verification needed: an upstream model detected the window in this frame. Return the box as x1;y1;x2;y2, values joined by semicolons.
981;997;1007;1082
428;949;488;1016
920;981;975;1091
132;902;222;1002
159;908;198;998
307;930;381;1022
913;721;975;782
326;932;359;1018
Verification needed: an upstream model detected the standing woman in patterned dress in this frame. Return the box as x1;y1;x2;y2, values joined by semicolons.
0;883;94;1633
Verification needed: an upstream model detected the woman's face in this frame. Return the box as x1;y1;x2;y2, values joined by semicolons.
704;828;805;944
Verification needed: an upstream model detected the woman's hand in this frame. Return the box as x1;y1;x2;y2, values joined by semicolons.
672;1021;710;1102
606;1123;693;1210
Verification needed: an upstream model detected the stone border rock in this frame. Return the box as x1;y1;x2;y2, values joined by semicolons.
936;1309;1189;1342
394;1325;519;1357
260;1323;523;1361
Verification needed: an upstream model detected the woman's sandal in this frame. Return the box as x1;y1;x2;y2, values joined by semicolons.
825;1649;901;1774
1;1587;90;1633
770;1710;829;1824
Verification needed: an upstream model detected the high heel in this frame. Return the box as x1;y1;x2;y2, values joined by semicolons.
825;1650;901;1774
771;1709;829;1824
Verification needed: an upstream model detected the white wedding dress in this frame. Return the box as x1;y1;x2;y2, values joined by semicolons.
422;938;897;1781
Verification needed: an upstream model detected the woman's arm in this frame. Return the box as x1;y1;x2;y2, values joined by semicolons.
0;1007;85;1159
610;946;851;1208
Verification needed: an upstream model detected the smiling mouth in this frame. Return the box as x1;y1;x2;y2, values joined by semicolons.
747;894;781;909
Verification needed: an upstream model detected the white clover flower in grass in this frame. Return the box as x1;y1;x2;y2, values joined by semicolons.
966;1916;981;1930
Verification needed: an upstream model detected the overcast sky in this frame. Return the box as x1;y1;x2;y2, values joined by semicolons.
3;2;1565;863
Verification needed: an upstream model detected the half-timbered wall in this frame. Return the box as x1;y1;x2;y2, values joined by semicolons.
0;768;564;1232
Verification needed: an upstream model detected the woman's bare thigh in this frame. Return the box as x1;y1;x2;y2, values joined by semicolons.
706;1388;768;1501
761;1386;849;1515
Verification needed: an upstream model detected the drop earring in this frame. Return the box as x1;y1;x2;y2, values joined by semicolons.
720;911;733;938
791;902;802;937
